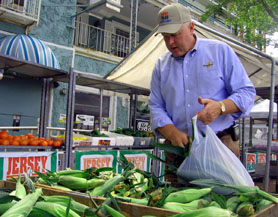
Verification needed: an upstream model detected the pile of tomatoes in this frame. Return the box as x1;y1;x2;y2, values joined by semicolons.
0;131;63;147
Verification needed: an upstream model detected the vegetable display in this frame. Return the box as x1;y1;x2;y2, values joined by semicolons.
1;155;278;216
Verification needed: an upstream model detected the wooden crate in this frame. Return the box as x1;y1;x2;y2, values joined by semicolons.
0;180;180;217
2;180;278;217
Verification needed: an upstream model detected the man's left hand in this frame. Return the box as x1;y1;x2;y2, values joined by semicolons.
196;96;221;125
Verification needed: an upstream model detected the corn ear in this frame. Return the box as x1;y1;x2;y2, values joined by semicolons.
28;208;55;217
102;204;126;217
170;206;235;217
236;201;255;216
256;199;273;212
2;188;42;217
115;195;149;206
15;177;26;199
165;187;212;203
91;175;125;196
226;196;241;212
58;176;104;191
34;201;80;217
0;203;15;215
42;195;95;215
209;201;221;208
162;200;200;212
256;188;278;203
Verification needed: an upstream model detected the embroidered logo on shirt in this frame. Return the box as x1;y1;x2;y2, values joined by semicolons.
203;61;213;68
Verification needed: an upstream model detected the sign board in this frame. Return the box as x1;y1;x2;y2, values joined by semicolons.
118;150;152;173
244;153;256;172
75;114;94;129
136;119;151;131
0;151;57;180
75;150;118;173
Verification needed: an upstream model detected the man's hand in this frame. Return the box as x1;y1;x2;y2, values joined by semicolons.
196;96;221;125
197;97;240;125
157;124;190;148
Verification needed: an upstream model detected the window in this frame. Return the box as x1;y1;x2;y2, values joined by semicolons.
74;92;110;130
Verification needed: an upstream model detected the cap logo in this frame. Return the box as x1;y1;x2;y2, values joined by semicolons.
160;11;171;24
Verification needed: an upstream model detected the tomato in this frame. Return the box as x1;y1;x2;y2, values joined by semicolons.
46;139;54;146
0;131;9;139
10;140;20;146
0;139;9;145
53;140;62;147
20;139;29;146
39;140;48;146
29;140;39;146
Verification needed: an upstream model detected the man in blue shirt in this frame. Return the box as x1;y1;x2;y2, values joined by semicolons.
149;3;256;183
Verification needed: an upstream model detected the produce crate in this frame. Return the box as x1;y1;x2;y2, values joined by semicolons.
2;180;278;217
0;180;180;217
133;137;153;146
103;131;134;146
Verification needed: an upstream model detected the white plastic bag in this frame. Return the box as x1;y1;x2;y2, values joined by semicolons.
177;115;254;186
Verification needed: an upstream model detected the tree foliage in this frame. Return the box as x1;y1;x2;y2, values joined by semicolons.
200;0;278;50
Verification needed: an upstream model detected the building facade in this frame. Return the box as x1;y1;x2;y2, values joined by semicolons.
0;0;234;133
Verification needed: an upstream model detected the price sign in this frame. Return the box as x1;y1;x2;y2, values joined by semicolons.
136;119;151;131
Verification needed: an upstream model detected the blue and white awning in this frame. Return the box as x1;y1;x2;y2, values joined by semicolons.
0;34;60;69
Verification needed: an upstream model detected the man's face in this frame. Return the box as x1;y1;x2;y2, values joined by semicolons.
162;23;194;57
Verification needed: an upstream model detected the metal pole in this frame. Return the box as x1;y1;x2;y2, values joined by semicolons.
65;68;76;169
241;118;245;164
99;89;103;131
264;58;276;191
39;78;50;138
129;94;133;129
249;117;253;147
133;94;138;130
129;0;138;52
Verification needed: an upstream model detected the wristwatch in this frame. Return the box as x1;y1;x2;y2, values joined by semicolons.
219;101;226;115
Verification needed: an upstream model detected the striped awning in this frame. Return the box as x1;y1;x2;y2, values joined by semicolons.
0;34;60;69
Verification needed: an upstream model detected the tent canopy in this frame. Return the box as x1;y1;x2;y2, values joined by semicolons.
106;21;278;101
0;34;60;69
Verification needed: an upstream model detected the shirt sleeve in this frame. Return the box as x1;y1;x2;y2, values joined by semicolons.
223;44;256;118
148;60;174;132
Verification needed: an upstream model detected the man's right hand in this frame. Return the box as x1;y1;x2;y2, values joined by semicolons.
157;124;190;148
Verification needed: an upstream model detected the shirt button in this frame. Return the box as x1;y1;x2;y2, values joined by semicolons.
185;75;188;78
188;104;190;107
186;89;189;92
185;60;188;63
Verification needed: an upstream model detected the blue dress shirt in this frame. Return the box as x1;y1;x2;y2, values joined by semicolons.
149;37;256;136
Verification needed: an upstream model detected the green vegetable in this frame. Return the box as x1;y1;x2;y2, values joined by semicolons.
165;188;212;203
226;196;241;212
162;200;201;212
256;199;273;212
170;206;234;217
0;203;15;215
42;195;95;215
102;204;125;217
91;175;125;196
58;176;105;191
236;201;255;216
34;201;80;217
15;177;26;200
2;188;42;217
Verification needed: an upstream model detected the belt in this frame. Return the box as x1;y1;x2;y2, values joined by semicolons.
216;125;235;139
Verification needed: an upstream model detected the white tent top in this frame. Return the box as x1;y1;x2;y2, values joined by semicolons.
106;20;278;98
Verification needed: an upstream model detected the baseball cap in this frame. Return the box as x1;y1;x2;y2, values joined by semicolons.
156;3;191;35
